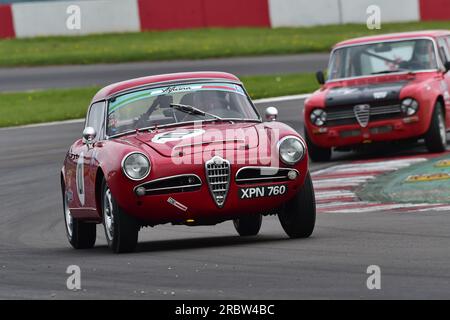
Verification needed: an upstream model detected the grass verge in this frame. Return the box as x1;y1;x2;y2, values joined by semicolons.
1;22;449;67
0;73;317;127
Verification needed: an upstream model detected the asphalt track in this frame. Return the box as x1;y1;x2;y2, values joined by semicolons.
0;54;329;92
1;97;449;299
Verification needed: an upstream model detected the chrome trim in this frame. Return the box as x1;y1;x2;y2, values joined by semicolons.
277;136;306;165
121;152;151;181
205;156;231;208
325;104;403;125
327;37;444;83
235;166;300;183
133;174;202;193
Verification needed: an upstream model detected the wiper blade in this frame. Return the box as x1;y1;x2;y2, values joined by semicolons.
371;68;407;75
170;103;223;121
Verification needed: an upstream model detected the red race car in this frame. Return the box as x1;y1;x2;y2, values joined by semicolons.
305;30;450;161
61;72;315;253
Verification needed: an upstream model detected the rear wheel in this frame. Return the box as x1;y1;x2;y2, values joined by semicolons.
304;129;332;162
102;180;139;253
63;189;96;249
425;102;447;153
278;172;316;238
233;214;262;236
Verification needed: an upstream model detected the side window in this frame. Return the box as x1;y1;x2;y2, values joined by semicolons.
437;38;450;64
86;101;105;140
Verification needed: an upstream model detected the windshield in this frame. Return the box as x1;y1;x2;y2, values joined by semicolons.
328;39;438;80
106;82;259;136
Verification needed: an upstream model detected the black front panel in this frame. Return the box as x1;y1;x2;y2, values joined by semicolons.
323;81;408;127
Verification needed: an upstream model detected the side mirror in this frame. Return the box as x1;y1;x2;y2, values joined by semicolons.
444;61;450;73
316;70;325;85
82;127;96;145
265;106;278;122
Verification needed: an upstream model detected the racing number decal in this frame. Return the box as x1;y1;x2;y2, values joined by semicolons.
76;152;85;206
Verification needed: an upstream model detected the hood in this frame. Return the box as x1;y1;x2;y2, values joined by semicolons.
133;122;261;157
324;80;409;107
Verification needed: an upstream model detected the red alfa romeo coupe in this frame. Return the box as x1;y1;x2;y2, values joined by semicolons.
305;30;450;161
61;72;315;253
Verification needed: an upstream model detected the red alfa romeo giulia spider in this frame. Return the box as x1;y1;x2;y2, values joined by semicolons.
61;72;315;253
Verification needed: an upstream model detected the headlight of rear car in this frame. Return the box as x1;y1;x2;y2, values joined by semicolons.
310;108;327;126
401;98;419;116
278;136;306;165
122;152;151;181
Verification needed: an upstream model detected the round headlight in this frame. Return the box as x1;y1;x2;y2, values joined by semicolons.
310;108;327;126
122;152;150;181
278;136;305;165
401;98;419;116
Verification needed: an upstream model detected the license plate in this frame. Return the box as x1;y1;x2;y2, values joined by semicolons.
239;185;287;199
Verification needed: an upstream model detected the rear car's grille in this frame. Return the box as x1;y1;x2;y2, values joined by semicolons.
235;167;296;185
326;102;402;127
134;174;202;195
205;156;230;208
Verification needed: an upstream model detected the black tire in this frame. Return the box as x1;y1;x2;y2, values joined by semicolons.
233;214;262;236
278;172;316;238
102;180;139;253
304;129;332;162
425;102;447;153
62;187;96;249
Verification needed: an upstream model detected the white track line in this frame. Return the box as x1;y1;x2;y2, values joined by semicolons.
312;158;427;176
0;118;84;131
328;203;440;214
253;93;312;104
314;190;357;200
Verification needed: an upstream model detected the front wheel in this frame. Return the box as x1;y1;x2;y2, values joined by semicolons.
63;189;96;249
304;129;332;162
233;214;262;236
102;180;139;253
425;102;447;153
278;172;316;238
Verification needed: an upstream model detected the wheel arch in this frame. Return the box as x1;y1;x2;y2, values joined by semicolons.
60;169;66;194
424;95;446;133
436;95;445;117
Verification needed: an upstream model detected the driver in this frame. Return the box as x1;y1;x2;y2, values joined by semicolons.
136;94;173;128
196;91;227;112
410;40;435;69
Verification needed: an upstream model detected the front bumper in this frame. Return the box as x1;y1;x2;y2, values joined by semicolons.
108;163;308;225
306;116;429;148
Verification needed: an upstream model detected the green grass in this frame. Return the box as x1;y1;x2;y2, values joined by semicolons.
0;73;317;127
1;22;449;67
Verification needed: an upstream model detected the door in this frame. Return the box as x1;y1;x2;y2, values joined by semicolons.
68;101;106;217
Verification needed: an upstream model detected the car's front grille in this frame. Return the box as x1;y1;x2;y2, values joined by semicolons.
326;102;402;127
205;156;230;208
